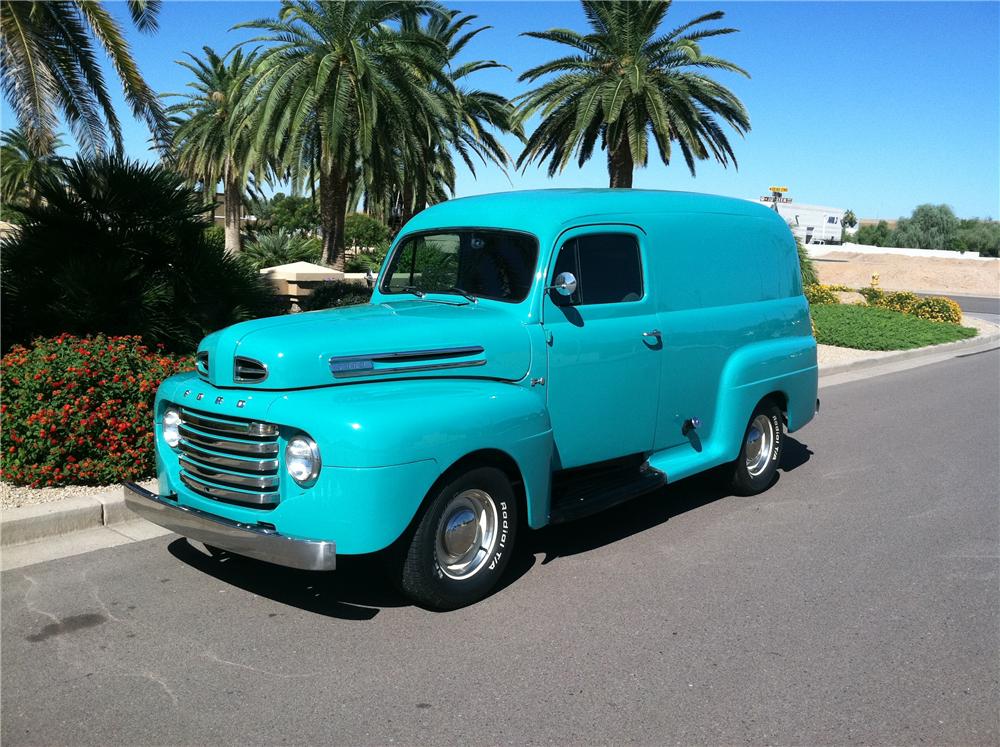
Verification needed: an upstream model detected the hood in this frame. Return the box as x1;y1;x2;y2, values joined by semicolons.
196;300;531;390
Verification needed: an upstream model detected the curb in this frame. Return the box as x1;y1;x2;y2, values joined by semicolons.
1;483;149;547
820;330;1000;378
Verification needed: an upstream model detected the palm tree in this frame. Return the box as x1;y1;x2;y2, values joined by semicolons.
166;47;261;254
516;0;750;187
237;0;450;270
0;127;66;209
1;155;276;352
0;0;168;156
399;11;522;220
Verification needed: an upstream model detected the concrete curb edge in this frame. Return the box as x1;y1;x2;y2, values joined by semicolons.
819;331;1000;378
1;483;146;547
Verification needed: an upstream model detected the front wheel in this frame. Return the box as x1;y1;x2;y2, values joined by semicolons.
399;466;518;610
730;401;784;496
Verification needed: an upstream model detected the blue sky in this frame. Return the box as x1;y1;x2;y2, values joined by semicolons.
4;1;998;220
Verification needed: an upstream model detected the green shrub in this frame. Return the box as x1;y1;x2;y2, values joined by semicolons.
879;290;919;315
955;219;1000;258
1;334;192;487
812;304;975;351
241;228;322;271
203;224;226;252
1;156;278;353
252;193;319;234
796;237;818;286
910;296;963;324
300;280;372;311
344;213;390;250
804;284;839;306
890;204;959;250
344;245;388;273
857;286;884;305
860;288;964;324
860;289;919;315
852;220;893;247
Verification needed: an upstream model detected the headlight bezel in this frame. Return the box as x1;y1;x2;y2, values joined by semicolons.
285;434;321;486
162;407;182;448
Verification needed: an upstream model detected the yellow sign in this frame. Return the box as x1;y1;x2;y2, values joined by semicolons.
769;186;788;193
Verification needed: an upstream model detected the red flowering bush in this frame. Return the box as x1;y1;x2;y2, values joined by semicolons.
1;334;192;487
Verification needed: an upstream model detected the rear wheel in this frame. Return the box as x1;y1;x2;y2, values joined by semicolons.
731;401;783;495
399;466;518;610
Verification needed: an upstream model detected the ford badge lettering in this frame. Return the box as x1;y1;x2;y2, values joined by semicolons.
330;359;375;374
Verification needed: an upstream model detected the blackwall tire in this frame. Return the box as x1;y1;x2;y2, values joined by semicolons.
731;401;783;496
400;466;518;610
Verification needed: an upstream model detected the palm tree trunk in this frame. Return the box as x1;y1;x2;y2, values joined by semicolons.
415;178;428;218
413;145;431;217
398;181;414;228
319;167;349;271
223;174;243;253
608;141;634;188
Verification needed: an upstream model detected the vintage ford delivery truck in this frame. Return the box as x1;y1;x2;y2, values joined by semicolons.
126;189;818;609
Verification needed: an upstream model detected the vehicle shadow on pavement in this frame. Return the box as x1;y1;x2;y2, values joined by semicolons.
166;437;811;617
167;539;401;621
525;436;813;566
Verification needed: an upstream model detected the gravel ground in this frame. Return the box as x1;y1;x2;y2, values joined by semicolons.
0;478;155;511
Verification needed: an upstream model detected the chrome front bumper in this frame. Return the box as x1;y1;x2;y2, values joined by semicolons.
123;482;336;571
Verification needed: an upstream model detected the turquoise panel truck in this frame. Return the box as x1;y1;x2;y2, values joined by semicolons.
125;190;818;609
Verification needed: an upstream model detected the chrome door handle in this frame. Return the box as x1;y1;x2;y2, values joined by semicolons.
642;329;662;339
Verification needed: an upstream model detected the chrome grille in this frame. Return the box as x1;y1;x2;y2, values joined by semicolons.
176;407;280;508
234;356;268;383
195;351;209;379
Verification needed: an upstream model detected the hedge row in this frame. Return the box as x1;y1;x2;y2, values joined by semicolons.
1;335;192;487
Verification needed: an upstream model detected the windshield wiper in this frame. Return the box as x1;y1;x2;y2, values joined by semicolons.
399;286;425;298
447;286;478;303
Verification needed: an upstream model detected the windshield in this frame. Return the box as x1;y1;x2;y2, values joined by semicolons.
380;230;538;303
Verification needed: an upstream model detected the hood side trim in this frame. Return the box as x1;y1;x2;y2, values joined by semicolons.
330;345;484;365
330;358;487;380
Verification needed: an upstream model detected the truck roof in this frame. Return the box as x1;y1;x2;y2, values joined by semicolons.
402;188;783;236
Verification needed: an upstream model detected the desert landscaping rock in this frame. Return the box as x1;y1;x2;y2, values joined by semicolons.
833;290;866;304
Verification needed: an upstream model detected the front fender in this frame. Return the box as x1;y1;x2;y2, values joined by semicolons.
265;379;554;531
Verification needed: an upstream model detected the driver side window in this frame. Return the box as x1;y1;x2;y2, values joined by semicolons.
552;233;643;306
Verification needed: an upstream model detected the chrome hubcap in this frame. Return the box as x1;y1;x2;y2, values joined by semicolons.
435;489;498;580
745;414;776;477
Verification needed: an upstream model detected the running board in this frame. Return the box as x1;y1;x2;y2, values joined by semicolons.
548;460;666;525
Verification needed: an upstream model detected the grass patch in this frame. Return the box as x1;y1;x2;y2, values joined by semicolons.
812;304;977;351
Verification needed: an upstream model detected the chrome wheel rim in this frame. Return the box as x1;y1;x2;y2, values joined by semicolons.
435;489;498;580
745;414;775;477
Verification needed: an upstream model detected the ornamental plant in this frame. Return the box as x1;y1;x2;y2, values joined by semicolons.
878;290;920;315
803;284;840;306
859;288;961;324
909;296;963;324
1;155;278;353
1;334;192;487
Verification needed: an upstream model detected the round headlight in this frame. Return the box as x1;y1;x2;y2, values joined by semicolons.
285;435;320;485
162;407;182;448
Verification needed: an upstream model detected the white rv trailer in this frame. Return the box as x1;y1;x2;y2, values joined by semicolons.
773;202;844;244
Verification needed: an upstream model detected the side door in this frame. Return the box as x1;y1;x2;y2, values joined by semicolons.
540;226;662;469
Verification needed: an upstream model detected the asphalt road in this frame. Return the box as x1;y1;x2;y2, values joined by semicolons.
3;351;998;746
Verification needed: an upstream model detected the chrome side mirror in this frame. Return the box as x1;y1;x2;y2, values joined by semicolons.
546;271;577;297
